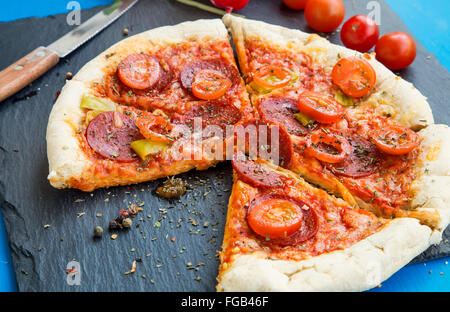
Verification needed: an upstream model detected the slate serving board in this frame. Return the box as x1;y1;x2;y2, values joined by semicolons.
0;0;449;292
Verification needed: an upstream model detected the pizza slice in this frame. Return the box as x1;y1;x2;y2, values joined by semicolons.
223;15;450;233
47;19;255;191
217;153;436;291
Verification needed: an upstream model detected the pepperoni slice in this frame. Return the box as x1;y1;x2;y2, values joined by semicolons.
327;137;381;178
86;111;142;162
232;152;286;189
247;195;318;246
171;99;242;138
180;59;240;92
234;120;294;168
258;97;309;136
117;54;161;90
152;59;174;91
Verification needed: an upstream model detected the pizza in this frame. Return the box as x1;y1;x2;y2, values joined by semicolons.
223;15;450;231
217;153;433;291
45;16;450;291
46;19;254;191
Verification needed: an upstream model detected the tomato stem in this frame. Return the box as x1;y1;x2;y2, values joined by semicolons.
176;0;245;18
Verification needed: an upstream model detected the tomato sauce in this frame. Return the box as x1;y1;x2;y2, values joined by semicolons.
221;173;386;264
244;40;419;217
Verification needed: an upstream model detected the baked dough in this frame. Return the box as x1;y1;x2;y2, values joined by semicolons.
47;19;244;191
222;14;449;230
217;218;437;292
222;14;433;130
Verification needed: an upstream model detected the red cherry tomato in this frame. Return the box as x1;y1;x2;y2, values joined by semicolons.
117;54;161;90
248;198;303;239
307;132;351;163
332;57;376;98
283;0;309;10
210;0;248;11
340;15;379;52
252;65;292;89
375;32;416;70
304;0;345;33
297;91;343;124
136;112;173;143
372;126;419;155
192;70;231;100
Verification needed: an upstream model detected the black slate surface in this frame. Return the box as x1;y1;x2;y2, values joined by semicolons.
0;0;449;291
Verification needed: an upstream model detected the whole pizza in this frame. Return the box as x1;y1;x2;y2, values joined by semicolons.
46;15;450;291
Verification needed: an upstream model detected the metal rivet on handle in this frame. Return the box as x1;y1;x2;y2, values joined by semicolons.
35;50;46;58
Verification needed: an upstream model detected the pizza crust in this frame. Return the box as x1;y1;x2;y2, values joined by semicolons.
73;19;230;84
217;218;435;292
46;19;233;191
222;14;433;130
46;79;224;191
410;124;450;232
46;80;91;188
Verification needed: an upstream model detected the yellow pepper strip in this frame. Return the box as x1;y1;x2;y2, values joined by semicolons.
80;94;117;112
294;112;314;127
130;139;169;160
334;90;354;107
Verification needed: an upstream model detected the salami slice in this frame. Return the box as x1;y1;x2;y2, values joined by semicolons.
247;195;319;246
153;59;174;91
86;111;142;162
171;99;242;138
234;119;294;168
258;97;309;137
180;59;240;91
327;136;381;178
232;152;286;189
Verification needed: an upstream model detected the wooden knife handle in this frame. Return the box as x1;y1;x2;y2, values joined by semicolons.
0;46;59;102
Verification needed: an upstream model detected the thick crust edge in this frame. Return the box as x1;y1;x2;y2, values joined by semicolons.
217;218;435;292
411;124;450;232
46;19;230;191
222;14;433;130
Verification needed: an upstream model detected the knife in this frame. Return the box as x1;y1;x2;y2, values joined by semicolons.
0;0;138;103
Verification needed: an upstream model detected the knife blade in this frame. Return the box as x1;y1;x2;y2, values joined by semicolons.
0;0;138;102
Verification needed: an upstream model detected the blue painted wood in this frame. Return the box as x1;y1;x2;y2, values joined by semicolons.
0;0;449;292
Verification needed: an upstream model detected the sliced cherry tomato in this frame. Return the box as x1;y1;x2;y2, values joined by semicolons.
252;65;292;89
340;15;379;53
332;57;376;98
248;198;303;239
117;54;161;90
136;112;173;143
283;0;308;10
372;126;419;155
307;132;352;163
305;0;345;33
297;91;343;124
191;70;232;100
375;32;416;70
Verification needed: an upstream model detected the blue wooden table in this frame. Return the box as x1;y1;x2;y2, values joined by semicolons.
0;0;449;292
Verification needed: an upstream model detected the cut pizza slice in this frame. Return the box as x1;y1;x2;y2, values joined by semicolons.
223;15;450;233
47;19;255;191
217;154;437;291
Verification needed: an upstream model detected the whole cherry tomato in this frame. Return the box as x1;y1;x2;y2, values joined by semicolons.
375;32;416;70
304;0;345;33
340;15;379;52
283;0;309;10
210;0;249;11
